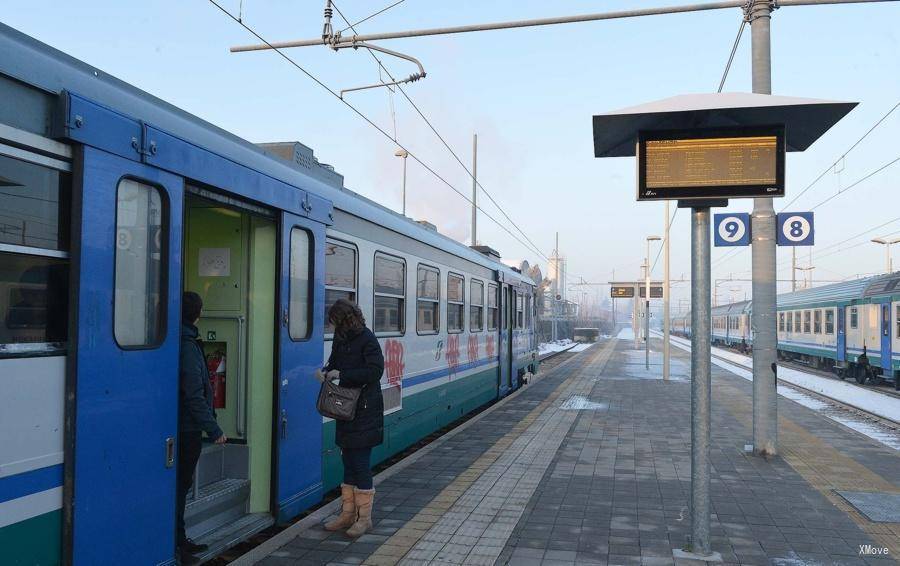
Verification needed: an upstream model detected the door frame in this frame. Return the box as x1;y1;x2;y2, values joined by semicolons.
836;304;847;363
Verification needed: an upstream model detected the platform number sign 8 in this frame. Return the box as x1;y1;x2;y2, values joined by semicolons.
776;212;814;246
713;213;751;247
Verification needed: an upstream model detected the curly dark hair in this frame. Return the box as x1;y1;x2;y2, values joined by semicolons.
328;298;366;338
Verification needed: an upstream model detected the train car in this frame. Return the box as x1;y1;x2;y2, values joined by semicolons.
0;24;537;565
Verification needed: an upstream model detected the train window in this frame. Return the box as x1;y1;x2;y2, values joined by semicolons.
825;309;834;335
786;312;793;332
515;294;524;329
470;279;484;332
525;295;532;328
896;305;900;338
0;153;71;251
324;240;357;335
803;311;811;334
813;310;822;334
487;283;498;331
0;252;68;354
373;253;405;334
794;311;801;333
778;313;785;332
850;307;858;329
447;273;464;333
288;227;312;340
114;179;165;348
416;265;440;334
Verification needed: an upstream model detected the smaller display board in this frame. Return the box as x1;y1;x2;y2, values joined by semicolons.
639;286;663;299
611;286;635;298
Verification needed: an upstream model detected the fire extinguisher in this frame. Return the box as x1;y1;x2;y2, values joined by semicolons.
206;351;226;409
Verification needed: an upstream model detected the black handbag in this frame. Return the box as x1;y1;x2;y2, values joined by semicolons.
316;378;362;421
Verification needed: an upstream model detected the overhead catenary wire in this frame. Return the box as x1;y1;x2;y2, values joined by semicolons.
207;0;550;262
807;154;900;210
337;0;407;34
717;18;746;93
329;0;555;263
779;100;900;211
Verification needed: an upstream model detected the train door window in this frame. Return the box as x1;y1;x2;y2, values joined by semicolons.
447;273;464;333
515;294;524;329
487;283;498;331
896;305;900;336
803;311;811;334
850;307;858;329
416;265;440;334
883;304;890;337
324;240;357;335
825;309;834;335
288;227;312;340
813;310;822;334
778;313;785;332
470;279;484;332
786;312;792;332
373;253;405;334
114;179;166;348
0;151;71;355
525;295;532;328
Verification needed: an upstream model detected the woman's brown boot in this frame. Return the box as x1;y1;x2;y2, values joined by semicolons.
345;488;374;537
324;484;356;531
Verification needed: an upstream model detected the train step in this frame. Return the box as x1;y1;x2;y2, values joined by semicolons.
186;477;250;540
190;512;274;564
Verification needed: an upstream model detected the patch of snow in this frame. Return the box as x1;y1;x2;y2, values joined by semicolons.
569;343;595;352
560;395;607;410
664;333;900;451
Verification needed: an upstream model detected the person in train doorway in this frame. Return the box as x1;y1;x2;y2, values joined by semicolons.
178;291;227;564
314;298;385;537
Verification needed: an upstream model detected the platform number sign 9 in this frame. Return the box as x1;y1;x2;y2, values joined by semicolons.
713;213;751;247
776;212;814;246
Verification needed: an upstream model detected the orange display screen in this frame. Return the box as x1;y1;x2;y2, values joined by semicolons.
644;136;778;189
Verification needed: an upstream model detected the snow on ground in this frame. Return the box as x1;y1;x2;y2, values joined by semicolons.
664;333;900;423
617;327;635;340
569;343;595;352
663;333;900;451
538;340;575;357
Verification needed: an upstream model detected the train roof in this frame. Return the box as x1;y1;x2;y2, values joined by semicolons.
0;23;535;287
776;275;877;309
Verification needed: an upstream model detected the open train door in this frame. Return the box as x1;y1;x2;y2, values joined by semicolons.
65;146;184;565
275;210;328;521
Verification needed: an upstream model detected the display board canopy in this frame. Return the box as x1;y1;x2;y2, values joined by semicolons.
592;92;857;159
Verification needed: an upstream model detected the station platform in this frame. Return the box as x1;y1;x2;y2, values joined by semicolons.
235;335;900;566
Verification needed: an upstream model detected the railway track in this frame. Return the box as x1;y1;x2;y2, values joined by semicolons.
665;333;900;430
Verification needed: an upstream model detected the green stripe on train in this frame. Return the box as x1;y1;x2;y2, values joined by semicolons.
0;509;61;565
321;366;501;490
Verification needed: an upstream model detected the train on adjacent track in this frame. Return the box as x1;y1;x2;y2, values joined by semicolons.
0;24;540;565
671;273;900;389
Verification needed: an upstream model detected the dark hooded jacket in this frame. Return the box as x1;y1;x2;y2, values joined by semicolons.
180;323;223;440
325;327;385;449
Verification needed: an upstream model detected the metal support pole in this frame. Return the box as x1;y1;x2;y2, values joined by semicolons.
690;207;712;557
633;285;640;349
791;247;796;291
472;133;478;245
749;0;778;457
887;243;892;273
645;242;651;370
664;200;671;381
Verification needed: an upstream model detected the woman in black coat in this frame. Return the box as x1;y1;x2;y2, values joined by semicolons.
315;299;384;537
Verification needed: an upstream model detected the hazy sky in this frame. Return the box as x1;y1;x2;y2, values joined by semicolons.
4;1;898;310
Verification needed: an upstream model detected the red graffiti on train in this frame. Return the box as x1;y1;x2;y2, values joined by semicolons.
446;334;460;377
467;334;479;363
485;334;496;359
384;339;404;386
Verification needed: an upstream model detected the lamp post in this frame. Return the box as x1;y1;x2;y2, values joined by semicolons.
871;237;900;273
645;235;661;370
394;148;409;215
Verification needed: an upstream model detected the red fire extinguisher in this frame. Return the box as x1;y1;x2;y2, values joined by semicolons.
206;351;226;409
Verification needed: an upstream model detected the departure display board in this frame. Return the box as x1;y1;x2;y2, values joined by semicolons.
637;127;785;201
611;286;635;298
639;286;663;299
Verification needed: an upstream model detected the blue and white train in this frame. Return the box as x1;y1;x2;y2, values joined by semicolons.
671;274;900;388
0;24;539;565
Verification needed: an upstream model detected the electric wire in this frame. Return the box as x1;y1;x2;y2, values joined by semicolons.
717;19;745;93
778;100;900;211
337;0;407;34
808;154;900;210
329;1;552;262
207;0;549;261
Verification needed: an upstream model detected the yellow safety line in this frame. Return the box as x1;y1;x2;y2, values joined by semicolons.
362;339;618;566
